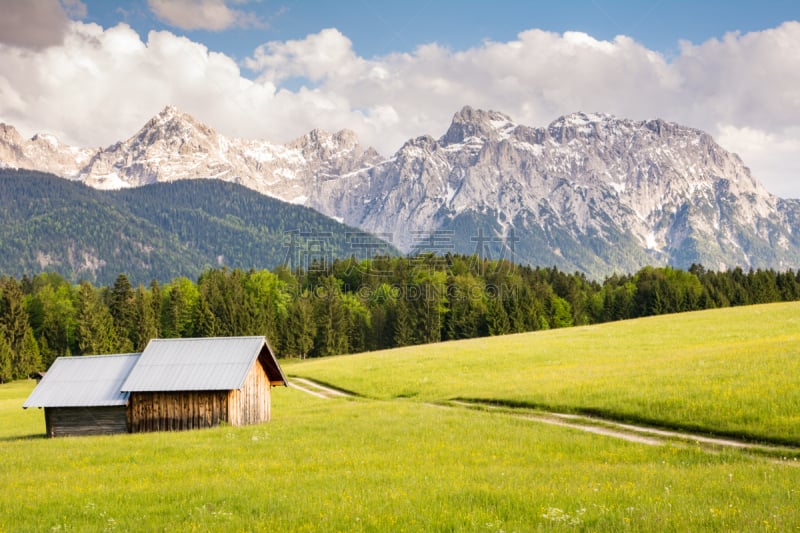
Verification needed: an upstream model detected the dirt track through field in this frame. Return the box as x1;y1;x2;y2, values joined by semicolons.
288;377;352;399
288;377;800;462
446;400;800;461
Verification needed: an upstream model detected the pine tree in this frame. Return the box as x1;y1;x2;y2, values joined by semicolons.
196;270;254;337
285;295;316;358
193;295;218;337
411;271;447;344
244;269;290;350
163;285;186;338
313;277;348;357
14;329;42;379
149;279;162;337
0;277;41;377
0;332;12;383
132;286;158;351
393;297;414;347
0;277;30;354
362;282;393;350
109;274;135;349
445;275;486;340
342;293;370;354
75;281;118;355
486;296;511;336
38;284;76;364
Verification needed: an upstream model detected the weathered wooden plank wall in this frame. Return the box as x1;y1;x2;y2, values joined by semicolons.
44;407;129;437
129;391;229;432
228;362;271;426
125;361;273;433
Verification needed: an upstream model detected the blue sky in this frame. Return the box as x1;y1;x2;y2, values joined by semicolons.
85;1;798;66
1;0;799;196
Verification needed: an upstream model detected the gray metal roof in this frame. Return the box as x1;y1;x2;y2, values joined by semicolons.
23;354;141;408
120;336;281;392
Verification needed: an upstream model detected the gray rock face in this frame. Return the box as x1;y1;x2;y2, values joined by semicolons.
2;105;799;277
320;106;800;276
0;123;96;179
76;106;383;201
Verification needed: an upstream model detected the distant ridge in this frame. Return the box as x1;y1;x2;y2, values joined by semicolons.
0;169;397;284
2;106;800;277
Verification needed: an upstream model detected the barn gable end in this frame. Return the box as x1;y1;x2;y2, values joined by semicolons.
228;355;272;426
121;336;286;433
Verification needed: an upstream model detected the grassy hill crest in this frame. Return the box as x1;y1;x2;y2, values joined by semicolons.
285;301;800;445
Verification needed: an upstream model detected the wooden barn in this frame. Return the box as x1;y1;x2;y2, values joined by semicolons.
23;336;287;437
22;353;141;437
121;336;287;432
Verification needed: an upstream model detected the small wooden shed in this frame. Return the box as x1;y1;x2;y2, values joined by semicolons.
121;336;287;432
23;336;287;437
22;354;141;437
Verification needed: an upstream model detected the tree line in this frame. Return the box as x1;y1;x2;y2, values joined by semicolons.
2;255;800;382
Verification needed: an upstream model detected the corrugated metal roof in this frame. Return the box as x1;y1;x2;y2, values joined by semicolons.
120;336;269;392
23;354;141;408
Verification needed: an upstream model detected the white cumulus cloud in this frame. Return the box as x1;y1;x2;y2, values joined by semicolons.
245;28;365;84
147;0;264;31
717;125;800;199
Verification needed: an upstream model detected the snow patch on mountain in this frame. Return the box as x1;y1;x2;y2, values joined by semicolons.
2;105;800;276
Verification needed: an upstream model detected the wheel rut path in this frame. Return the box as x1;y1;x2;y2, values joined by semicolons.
288;377;353;399
287;377;800;462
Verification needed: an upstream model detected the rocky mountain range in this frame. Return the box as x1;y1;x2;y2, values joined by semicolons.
2;105;799;277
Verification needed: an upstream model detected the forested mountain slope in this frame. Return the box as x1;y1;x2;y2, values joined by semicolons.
5;106;800;277
0;169;396;284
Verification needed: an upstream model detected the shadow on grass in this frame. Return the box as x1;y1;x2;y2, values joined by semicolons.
453;396;800;449
0;433;46;442
287;375;363;397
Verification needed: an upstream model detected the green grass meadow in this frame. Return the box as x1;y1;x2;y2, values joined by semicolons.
2;302;800;531
288;302;800;445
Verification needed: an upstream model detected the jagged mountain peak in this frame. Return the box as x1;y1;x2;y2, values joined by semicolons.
2;105;799;277
76;107;226;190
546;112;712;144
452;105;513;124
441;105;517;145
154;104;186;121
0;123;95;178
546;111;624;142
0;123;23;144
401;134;438;150
143;105;191;129
30;132;63;149
293;127;361;151
138;105;215;140
288;128;383;173
550;111;614;126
